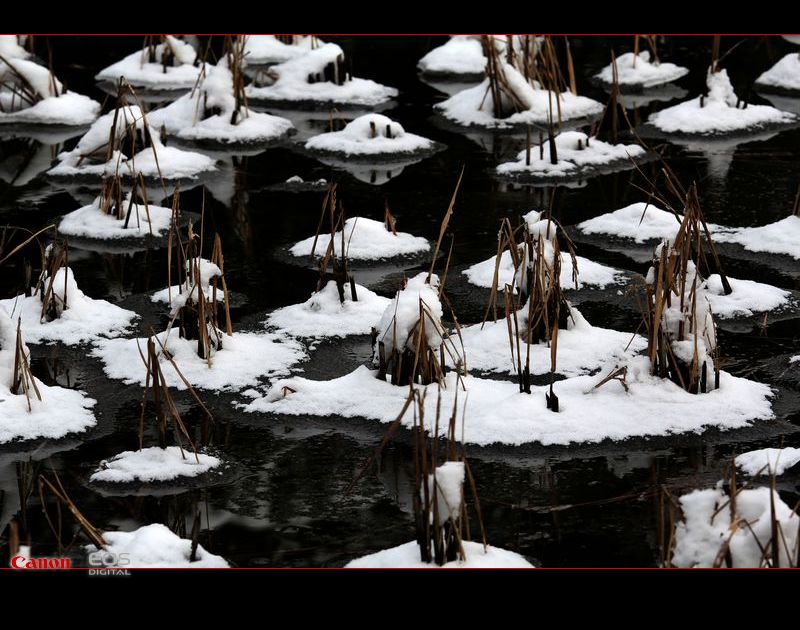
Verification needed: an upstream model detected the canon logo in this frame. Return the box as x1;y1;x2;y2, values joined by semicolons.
10;555;71;569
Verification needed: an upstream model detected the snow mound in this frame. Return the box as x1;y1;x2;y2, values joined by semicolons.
243;35;318;65
736;447;800;476
88;523;229;568
266;281;390;339
595;51;688;88
0;267;137;345
649;68;796;135
755;53;800;93
714;215;800;259
289;216;430;261
91;446;222;483
95;37;201;90
496;130;645;180
305;113;435;157
672;486;798;568
58;194;174;240
418;37;487;77
346;540;533;568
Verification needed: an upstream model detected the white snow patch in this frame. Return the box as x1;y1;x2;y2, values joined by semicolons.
418;37;487;76
649;68;796;135
736;447;800;476
595;51;689;88
0;311;96;444
92;327;306;392
0;58;100;126
289;216;429;261
463;249;622;291
0;36;29;59
49;105;216;180
266;281;390;339
700;274;791;318
455;307;646;378
304;113;435;156
95;38;201;89
150;257;221;314
346;540;533;568
672;486;799;568
58;195;174;240
713;215;800;259
246;43;397;106
244;356;773;447
147;63;294;144
756;53;800;92
436;62;603;129
91;446;221;483
243;35;318;65
496;130;645;178
576;202;686;243
0;267;137;345
88;523;229;568
428;461;464;521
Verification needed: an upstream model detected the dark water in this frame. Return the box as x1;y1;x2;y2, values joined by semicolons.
1;36;799;568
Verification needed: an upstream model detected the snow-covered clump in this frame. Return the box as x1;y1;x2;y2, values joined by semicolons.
455;307;646;378
463;248;621;291
147;62;294;144
150;258;222;312
58;193;174;240
304;113;436;157
243;35;318;65
48;105;216;180
246;43;398;107
266;281;390;339
672;485;798;568
87;523;229;568
427;461;464;521
92;327;306;392
0;311;96;444
736;447;800;476
435;61;603;129
0;36;29;59
594;51;688;89
0;58;100;126
289;216;430;261
496;130;645;180
792;355;800;364
95;37;201;90
373;272;445;362
700;275;791;318
649;68;797;135
346;540;534;568
417;36;487;77
244;355;773;446
714;215;800;259
755;53;800;93
576;202;686;243
0;267;137;345
91;446;222;483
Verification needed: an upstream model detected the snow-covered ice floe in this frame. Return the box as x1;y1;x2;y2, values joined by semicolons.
346;540;534;568
92;327;306;392
755;53;800;94
648;68;797;136
48;105;216;180
91;446;222;483
495;130;647;182
242;355;773;447
86;523;229;568
594;51;688;90
266;281;390;339
672;485;798;568
0;267;137;345
736;447;800;476
305;113;439;158
435;61;603;129
243;35;318;66
0;312;96;444
147;62;293;145
95;36;201;91
0;57;100;126
454;307;646;378
289;216;430;261
417;36;487;79
246;43;397;108
713;215;800;260
58;194;175;241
